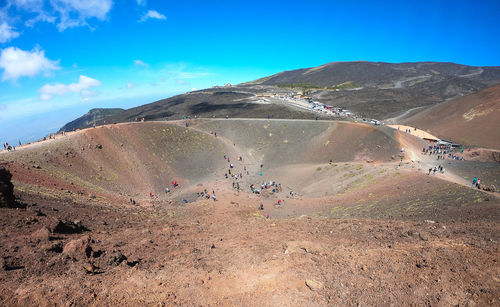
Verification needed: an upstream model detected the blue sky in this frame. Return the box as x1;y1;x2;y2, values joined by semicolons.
0;0;499;144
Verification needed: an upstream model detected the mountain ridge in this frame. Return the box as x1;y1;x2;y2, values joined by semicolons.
60;61;500;132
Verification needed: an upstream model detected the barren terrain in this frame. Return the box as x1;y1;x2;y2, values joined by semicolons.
403;83;500;149
1;119;499;306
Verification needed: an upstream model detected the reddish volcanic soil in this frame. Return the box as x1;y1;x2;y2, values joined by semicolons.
403;83;500;149
0;119;499;306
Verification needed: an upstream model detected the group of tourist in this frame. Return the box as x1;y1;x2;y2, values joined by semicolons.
428;165;445;175
423;145;465;161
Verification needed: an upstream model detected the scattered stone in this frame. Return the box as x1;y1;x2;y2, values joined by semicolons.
108;251;127;266
0;166;16;208
483;185;497;193
44;241;63;253
1;258;23;271
305;279;324;291
32;164;41;169
91;250;105;258
95;144;103;149
34;209;46;216
211;244;216;249
63;235;92;259
32;226;51;242
284;241;322;254
52;220;89;234
424;220;435;224
126;259;141;267
24;216;38;225
83;262;98;274
418;232;428;241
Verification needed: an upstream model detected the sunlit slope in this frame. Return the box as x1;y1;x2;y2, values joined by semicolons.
403;83;500;149
8;122;229;197
196;120;401;167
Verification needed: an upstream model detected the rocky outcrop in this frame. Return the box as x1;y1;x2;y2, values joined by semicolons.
63;235;92;259
0;166;15;208
52;220;89;234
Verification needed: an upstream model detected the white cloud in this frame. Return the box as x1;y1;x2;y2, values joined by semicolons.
136;0;146;6
8;0;113;31
139;10;166;22
0;46;60;81
51;0;113;31
7;0;56;27
39;75;101;100
126;81;134;89
8;0;44;9
0;22;20;43
133;59;149;67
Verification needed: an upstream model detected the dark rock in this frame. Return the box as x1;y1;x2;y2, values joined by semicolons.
44;241;63;253
108;251;127;266
0;166;16;208
126;258;141;267
52;220;89;234
91;250;105;258
418;232;428;241
34;209;46;216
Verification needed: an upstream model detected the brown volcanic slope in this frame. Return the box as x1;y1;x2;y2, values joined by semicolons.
248;61;500;119
61;61;500;132
403;83;500;149
5;120;402;201
1;119;499;306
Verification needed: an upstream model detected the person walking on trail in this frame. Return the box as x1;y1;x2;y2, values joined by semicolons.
277;199;282;207
472;177;477;188
259;203;264;210
212;194;217;202
476;178;481;188
165;187;170;193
